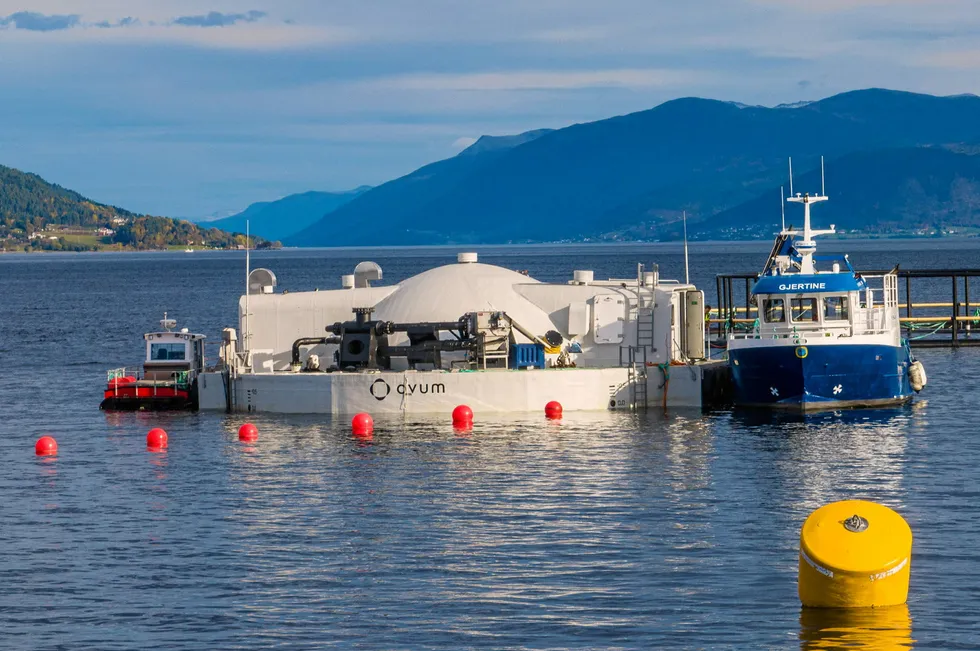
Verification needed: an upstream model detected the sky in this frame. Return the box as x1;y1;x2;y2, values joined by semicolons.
1;1;980;218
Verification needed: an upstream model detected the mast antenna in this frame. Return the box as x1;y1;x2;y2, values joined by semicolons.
780;186;786;231
244;219;250;355
788;157;794;196
682;210;690;284
821;155;826;196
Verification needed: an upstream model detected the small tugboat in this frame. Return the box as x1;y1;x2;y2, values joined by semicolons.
100;314;207;411
727;167;926;410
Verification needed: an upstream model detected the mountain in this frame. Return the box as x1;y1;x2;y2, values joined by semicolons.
456;129;554;157
287;128;555;245
287;89;980;246
0;164;266;251
689;147;980;239
207;187;370;241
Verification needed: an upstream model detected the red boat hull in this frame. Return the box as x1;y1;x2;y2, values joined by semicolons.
100;382;196;411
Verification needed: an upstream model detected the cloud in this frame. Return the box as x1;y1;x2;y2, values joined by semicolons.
0;11;79;31
451;136;478;150
94;17;139;29
171;11;266;28
377;68;707;92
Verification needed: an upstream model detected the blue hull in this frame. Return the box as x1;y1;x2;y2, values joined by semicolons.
728;343;913;410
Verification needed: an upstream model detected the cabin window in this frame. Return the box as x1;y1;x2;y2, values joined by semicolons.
150;342;186;361
791;298;818;322
763;299;785;323
824;296;850;321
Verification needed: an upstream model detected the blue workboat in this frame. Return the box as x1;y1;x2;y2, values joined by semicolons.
727;172;926;410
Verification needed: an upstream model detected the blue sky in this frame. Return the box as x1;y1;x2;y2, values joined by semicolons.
1;0;979;217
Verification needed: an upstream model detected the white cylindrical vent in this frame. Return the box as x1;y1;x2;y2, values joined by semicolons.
341;274;355;289
573;270;594;285
457;252;478;264
643;271;656;287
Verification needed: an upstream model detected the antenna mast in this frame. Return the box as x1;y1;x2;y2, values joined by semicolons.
683;210;690;284
780;186;785;231
785;157;832;274
821;155;826;196
244;219;250;360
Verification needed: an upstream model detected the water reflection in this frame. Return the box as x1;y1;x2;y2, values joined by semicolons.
800;605;913;650
731;408;912;513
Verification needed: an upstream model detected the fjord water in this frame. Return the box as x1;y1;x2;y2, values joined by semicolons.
1;241;978;650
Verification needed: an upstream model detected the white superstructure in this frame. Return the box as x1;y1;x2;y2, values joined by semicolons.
198;252;724;414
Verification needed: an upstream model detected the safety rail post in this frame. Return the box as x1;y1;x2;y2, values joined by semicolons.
952;276;959;346
708;276;722;338
966;275;972;337
905;276;913;338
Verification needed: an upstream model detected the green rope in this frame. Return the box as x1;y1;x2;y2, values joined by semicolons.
908;321;949;341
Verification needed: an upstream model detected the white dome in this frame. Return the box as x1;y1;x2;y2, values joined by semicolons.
373;262;556;341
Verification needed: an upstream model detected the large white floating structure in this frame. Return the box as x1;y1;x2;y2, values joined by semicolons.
197;253;729;414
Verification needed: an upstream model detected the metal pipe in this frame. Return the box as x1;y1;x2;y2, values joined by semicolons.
292;336;341;364
382;340;476;355
508;316;549;348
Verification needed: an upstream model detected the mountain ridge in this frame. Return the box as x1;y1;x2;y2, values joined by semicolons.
0;164;265;251
288;88;980;246
206;187;370;241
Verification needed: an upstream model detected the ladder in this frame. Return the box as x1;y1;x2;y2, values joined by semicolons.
636;306;654;349
625;345;648;409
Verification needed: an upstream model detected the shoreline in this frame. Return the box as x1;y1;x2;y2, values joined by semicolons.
2;235;980;257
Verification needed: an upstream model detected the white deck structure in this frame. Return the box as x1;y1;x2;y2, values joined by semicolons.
198;253;722;414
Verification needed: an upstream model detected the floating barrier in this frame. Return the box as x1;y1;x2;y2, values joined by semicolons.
146;428;169;450
238;423;259;442
545;401;563;420
35;436;58;456
452;405;473;425
352;413;373;436
799;500;911;608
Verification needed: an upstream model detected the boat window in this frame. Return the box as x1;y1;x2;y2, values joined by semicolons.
763;299;785;323
150;342;186;361
791;298;818;322
824;296;849;321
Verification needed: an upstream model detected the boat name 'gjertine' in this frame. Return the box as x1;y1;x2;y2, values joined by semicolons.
778;282;826;291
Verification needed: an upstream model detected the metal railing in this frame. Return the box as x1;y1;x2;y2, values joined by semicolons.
715;268;980;347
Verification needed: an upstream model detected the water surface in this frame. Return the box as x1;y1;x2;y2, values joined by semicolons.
1;242;978;649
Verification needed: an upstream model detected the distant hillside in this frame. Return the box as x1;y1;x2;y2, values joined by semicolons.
287;89;980;246
684;147;980;240
208;187;370;241
0;165;266;252
287;128;554;245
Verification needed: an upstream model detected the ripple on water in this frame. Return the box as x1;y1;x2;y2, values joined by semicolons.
0;249;978;649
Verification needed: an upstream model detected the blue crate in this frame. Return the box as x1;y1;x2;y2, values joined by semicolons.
510;343;545;369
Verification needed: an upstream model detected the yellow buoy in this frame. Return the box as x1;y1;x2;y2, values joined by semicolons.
799;500;912;608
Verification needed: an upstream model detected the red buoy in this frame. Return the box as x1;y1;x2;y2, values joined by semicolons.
146;428;168;449
452;404;473;425
352;413;374;435
35;435;57;456
545;401;563;420
238;422;259;442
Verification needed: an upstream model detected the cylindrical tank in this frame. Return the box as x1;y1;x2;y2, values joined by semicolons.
799;500;912;608
572;270;594;285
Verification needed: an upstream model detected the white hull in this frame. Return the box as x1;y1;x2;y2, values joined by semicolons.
198;365;710;415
